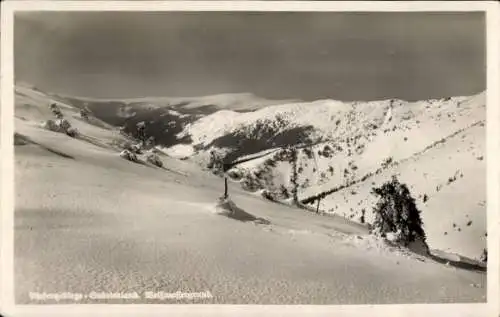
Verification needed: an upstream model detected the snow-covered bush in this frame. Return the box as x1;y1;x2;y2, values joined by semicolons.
370;176;429;255
65;127;79;138
80;106;92;121
261;189;275;201
41;119;60;132
207;149;225;175
120;141;143;154
119;149;138;162
49;103;63;119
130;143;143;154
56;118;71;132
146;153;163;167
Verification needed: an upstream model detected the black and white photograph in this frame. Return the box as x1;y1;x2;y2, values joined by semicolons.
1;1;499;316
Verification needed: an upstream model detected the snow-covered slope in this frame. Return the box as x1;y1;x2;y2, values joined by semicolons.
13;84;486;304
14;83;486;263
210;92;486;260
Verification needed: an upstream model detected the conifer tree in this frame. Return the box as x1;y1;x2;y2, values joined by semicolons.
371;176;428;251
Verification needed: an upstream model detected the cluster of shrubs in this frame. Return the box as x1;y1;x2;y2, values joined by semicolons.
381;157;393;168
119;145;163;167
42;103;79;137
118;122;162;167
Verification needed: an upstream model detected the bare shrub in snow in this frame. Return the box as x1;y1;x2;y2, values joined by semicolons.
119;149;138;162
370;176;429;255
146;153;163;167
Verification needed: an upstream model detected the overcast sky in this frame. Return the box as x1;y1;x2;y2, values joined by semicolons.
15;11;485;101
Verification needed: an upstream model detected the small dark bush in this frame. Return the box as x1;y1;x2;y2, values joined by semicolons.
261;190;275;201
303;148;313;159
381;157;393;168
360;209;366;224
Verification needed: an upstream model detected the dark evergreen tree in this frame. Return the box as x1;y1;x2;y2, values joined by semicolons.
371;176;428;250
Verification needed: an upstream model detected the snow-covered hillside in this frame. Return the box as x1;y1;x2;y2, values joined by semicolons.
20;83;486;260
211;92;486;260
13;83;487;304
